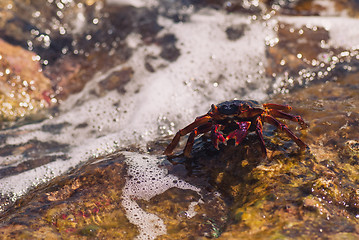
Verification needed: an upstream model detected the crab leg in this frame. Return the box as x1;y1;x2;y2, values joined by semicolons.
226;121;251;146
210;124;226;150
263;103;292;112
164;115;212;156
255;118;267;158
267;109;308;128
262;115;308;149
182;123;213;157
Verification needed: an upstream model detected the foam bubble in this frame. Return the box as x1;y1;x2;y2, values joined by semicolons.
121;152;201;240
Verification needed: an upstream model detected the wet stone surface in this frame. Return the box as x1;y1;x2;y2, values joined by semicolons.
266;21;359;94
0;39;53;126
138;188;228;239
0;0;180;101
0;153;139;239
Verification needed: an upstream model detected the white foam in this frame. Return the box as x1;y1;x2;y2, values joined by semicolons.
105;0;155;8
0;160;69;211
185;200;202;219
121;152;201;240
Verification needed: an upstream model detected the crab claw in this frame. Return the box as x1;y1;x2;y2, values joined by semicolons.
226;121;251;146
211;124;226;150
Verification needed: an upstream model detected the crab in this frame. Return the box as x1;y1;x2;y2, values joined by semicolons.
164;100;308;158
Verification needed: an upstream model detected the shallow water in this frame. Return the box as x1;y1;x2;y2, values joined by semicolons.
0;0;358;239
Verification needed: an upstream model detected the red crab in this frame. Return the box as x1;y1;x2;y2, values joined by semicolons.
164;100;308;158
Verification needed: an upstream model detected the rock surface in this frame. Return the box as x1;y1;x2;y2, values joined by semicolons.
0;39;53;125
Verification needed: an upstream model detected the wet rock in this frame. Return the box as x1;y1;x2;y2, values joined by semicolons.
138;188;228;239
225;24;248;40
266;20;359;94
0;139;69;180
43;38;133;101
0;153;139;239
0;0;162;61
223;0;263;14
0;0;104;64
265;0;359;17
0;1;154;101
156;34;181;62
0;38;53;126
266;23;330;76
98;67;134;94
